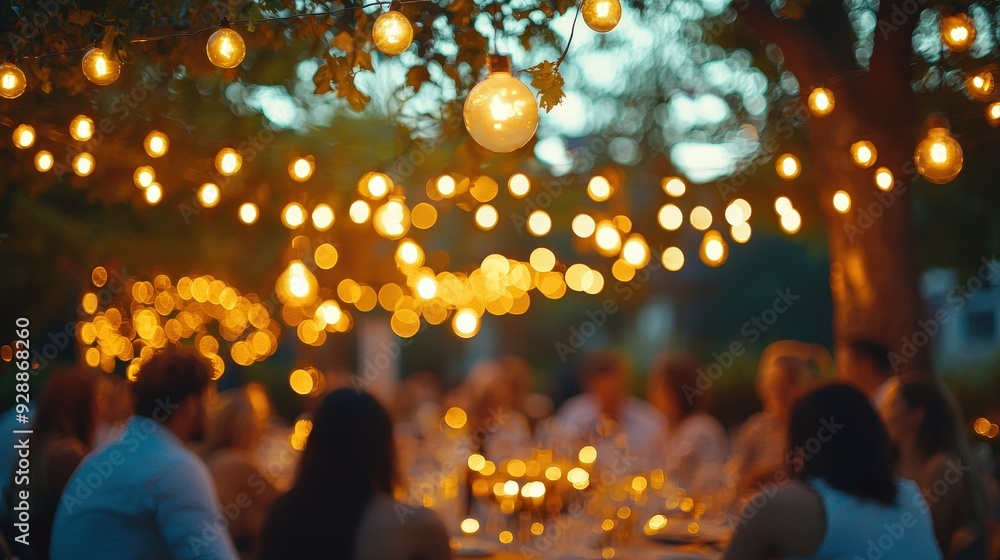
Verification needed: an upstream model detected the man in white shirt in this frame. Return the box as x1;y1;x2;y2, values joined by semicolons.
555;351;667;473
836;337;898;411
52;347;238;560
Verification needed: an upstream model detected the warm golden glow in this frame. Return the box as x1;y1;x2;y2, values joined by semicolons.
780;209;802;234
690;206;713;230
529;247;556;272
0;61;27;99
508;173;530;197
988;102;1000;126
315;244;339;269
621;235;650;267
527;210;552;236
81;48;120;85
874;167;894;191
144;182;163;205
662;176;686;197
658;204;683;230
73;152;95;176
143;131;169;157
289;368;314;395
436;175;457;197
463;65;539;153
349;200;371;223
474;204;499;230
206;27;247;68
396;239;424;266
289;156;315;181
311;204;334;231
807;87;834;117
579;445;598;463
34;150;53;172
725;198;751;225
833;190;851;213
198;183;220;208
587;175;613;201
774;196;793;216
776;154;801;179
581;0;622;32
662;247;684;271
134;166;155;188
452;308;480;338
416;276;437;300
12;124;34;149
731;222;751;243
499;530;513;544
444;406;468;429
915;126;963;184
460;518;480;534
966;70;994;100
373;198;410;239
941;13;976;52
281;202;307;228
594;221;622;253
700;230;728;265
361;172;392;199
373;10;414;55
70;115;95;141
850;140;877;168
238;202;259;224
216;148;242;175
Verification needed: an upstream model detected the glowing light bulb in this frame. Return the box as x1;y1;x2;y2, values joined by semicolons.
850;141;877;168
397;240;423;266
350;200;371;223
289;156;315;181
779;210;801;234
206;22;246;69
282;202;306;228
279;260;317;305
145;182;163;205
508;173;530;197
966;70;994;100
239;203;259;224
832;190;851;213
581;0;622;32
690;206;713;230
198;183;220;207
134;166;155;188
700;231;728;266
463;56;539;153
587;175;613;201
776;154;800;179
436;175;456;197
662;176;686;196
807;87;835;117
453;309;480;338
70;115;95;141
572;214;596;238
594;221;622;253
527;210;551;236
874;167;894;190
725;199;751;225
373;198;410;239
941;13;976;52
12;124;34;149
774;196;793;216
0;58;27;99
81;48;120;85
658;204;683;230
373;10;413;55
34;150;53;172
914;125;963;184
622;235;650;267
72;152;95;176
988;102;1000;127
661;247;684;271
144;131;169;157
415;276;437;300
474;204;499;230
362;172;392;199
731;222;752;243
312;204;334;231
530;248;556;272
216;148;242;176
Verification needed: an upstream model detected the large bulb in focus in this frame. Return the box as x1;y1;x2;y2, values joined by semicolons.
206;23;246;69
581;0;622;33
941;13;976;52
0;57;27;99
373;10;413;55
463;56;539;153
81;47;120;86
914;124;963;184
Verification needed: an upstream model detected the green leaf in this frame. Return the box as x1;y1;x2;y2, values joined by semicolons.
524;60;565;112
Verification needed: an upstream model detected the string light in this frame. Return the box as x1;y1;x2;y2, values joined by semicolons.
145;182;163;204
360;172;392;199
527;210;552;236
587;175;613;201
373;197;409;239
34;150;53;172
581;0;622;33
832;190;851;213
216;148;242;175
988;102;1000;126
941;13;976;52
474;205;499;230
435;175;456;197
530;248;556;271
594;221;622;254
699;231;728;266
81;47;120;85
966;70;994;100
282;202;307;228
134;166;155;188
372;5;413;56
774;196;793;216
508;173;531;197
661;247;684;271
776;154;801;179
914;118;963;184
657;204;683;230
807;87;835;117
198;183;220;207
874;167;894;191
850;141;877;168
0;54;27;99
144;131;169;157
70;115;95;141
779;210;801;234
349;200;371;223
312;204;334;231
12;124;35;149
463;55;539;153
289;156;315;181
621;235;650;267
662;176;686;197
453;308;481;338
731;222;751;243
206;19;246;69
690;206;713;230
239;202;259;224
572;214;596;237
72;152;95;176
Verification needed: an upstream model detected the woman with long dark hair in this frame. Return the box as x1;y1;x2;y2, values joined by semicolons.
257;389;451;560
724;384;940;560
879;377;991;559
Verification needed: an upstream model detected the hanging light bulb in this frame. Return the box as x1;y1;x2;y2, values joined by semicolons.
965;70;994;100
282;202;307;228
874;167;894;191
463;55;539;153
850;140;877;168
776;154;801;179
12;124;35;149
807;87;835;117
987;102;1000;126
699;230;728;266
81;46;120;86
581;0;622;33
312;204;334;231
662;176;686;196
349;200;371;223
216;148;242;175
239;202;259;224
34;151;54;172
914;116;963;184
941;13;976;52
70;115;95;141
145;182;163;205
206;19;246;69
144;130;169;157
1;54;27;99
373;3;413;56
277;260;318;306
373;197;410;239
779;210;802;234
72;152;95;176
133;166;155;188
198;183;221;208
587;175;613;201
833;190;852;213
289;156;315;182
